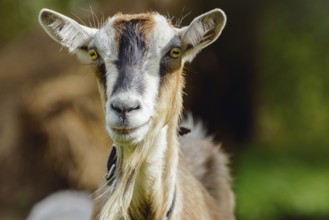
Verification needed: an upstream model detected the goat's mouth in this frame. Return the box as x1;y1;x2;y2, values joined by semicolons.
110;119;151;136
112;127;138;135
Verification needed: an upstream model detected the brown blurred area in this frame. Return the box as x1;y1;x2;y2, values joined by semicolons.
0;31;112;219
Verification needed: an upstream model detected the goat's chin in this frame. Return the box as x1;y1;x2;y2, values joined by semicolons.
107;122;150;146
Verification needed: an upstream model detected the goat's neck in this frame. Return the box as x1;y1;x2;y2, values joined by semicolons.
106;120;179;219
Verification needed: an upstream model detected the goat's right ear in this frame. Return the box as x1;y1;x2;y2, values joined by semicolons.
39;8;98;63
179;9;226;63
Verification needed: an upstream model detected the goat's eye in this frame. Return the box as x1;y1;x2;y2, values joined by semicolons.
88;49;98;61
169;48;182;59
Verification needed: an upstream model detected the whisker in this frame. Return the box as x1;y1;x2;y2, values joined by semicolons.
100;12;106;28
175;8;191;27
71;12;87;26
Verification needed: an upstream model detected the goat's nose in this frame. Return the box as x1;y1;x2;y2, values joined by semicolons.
110;98;141;115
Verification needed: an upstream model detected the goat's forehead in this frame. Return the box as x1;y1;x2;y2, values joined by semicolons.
94;13;176;53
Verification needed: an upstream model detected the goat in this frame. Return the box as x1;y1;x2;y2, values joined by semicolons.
39;8;235;220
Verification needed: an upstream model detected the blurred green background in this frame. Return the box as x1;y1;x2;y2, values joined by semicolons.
0;0;328;219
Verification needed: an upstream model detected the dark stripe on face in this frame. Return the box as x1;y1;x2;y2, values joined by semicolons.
112;20;148;95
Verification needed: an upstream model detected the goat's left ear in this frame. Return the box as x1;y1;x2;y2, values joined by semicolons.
39;8;98;63
179;9;226;62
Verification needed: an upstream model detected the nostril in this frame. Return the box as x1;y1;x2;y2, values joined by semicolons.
111;103;123;113
127;104;141;112
110;99;141;115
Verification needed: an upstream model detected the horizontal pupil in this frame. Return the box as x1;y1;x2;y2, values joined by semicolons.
171;49;181;57
89;50;97;59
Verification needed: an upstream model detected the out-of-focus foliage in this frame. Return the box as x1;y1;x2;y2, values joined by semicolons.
235;145;329;220
235;1;329;219
256;0;329;144
0;0;105;43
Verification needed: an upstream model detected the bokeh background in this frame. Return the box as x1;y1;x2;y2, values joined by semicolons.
0;0;328;219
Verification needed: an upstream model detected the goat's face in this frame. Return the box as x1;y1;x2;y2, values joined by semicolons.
92;14;180;145
39;9;226;145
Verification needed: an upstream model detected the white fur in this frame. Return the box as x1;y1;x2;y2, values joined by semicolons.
39;9;97;63
27;191;93;220
92;19;118;61
151;14;177;53
105;91;152;145
145;125;168;188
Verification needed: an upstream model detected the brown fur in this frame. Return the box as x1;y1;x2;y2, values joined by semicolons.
112;13;155;45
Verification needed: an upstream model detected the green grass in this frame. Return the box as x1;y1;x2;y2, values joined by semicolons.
234;143;329;220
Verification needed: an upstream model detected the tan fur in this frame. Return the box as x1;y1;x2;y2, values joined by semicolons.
179;134;235;220
112;13;155;45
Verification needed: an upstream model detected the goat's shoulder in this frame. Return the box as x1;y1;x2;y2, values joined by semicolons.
178;114;235;219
